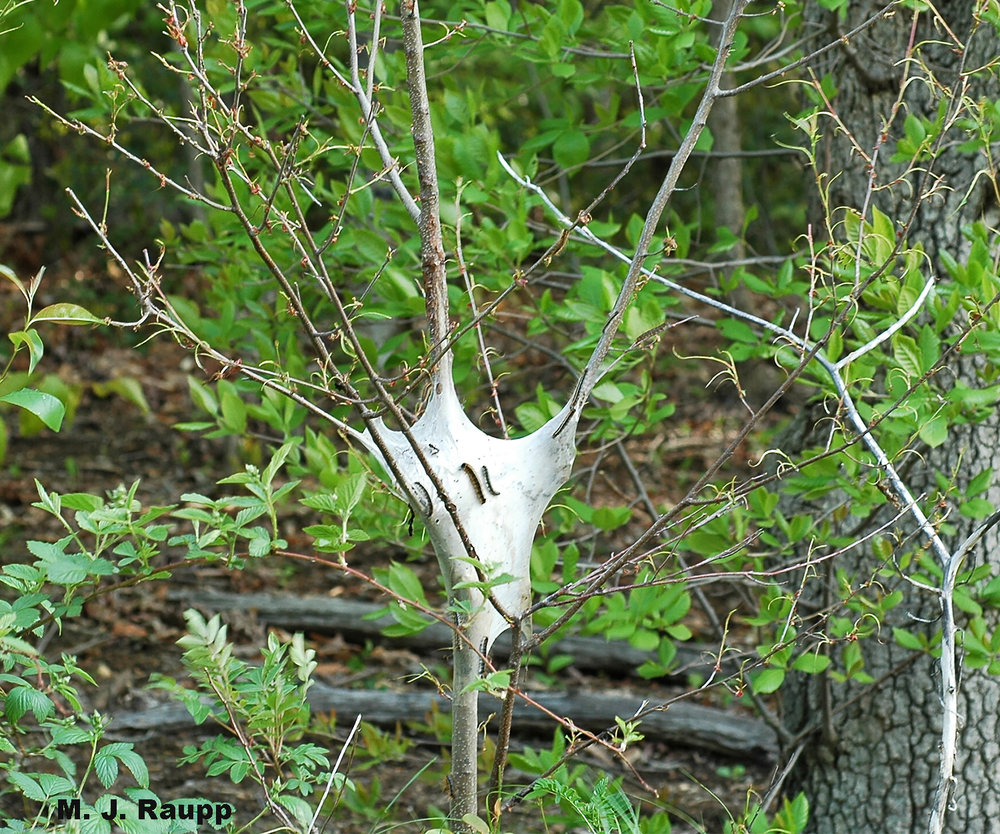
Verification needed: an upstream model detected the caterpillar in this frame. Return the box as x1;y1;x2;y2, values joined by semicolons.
481;466;500;496
412;482;432;515
478;636;489;676
460;462;487;504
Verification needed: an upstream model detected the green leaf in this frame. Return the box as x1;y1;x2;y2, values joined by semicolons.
893;333;922;378
967;467;993;497
791;652;831;674
31;302;103;325
893;627;925;651
0;388;65;431
484;0;511;31
718;318;757;343
60;492;105;511
262;440;298;485
219;385;247;434
275;794;314;827
552;129;589;169
8;329;43;373
557;0;583;34
0;135;31;218
961;497;994;519
186;376;218;416
918;415;948;448
592;505;631;531
91;377;151;414
751;667;785;695
0;264;29;301
6;772;45;802
5;686;54;723
94;749;119;788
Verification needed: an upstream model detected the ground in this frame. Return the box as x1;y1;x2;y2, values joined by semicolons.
1;253;778;833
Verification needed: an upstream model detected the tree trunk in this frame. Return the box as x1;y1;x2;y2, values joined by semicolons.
783;3;1000;832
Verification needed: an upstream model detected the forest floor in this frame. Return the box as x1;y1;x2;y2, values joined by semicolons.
1;250;785;833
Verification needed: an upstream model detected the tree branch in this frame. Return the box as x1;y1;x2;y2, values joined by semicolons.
559;0;751;432
401;0;451;379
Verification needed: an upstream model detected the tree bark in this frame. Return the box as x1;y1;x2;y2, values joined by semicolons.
783;3;1000;832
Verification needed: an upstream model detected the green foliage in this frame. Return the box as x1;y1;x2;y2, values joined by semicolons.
9;0;1000;830
153;611;334;827
526;776;644;834
0;133;30;218
725;794;809;834
0;265;154;461
0;302;183;830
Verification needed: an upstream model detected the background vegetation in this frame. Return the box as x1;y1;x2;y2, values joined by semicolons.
2;0;999;832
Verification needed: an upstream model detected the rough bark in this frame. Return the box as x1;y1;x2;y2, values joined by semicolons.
782;3;1000;832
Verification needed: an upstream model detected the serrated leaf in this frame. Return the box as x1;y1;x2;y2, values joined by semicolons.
94;750;119;788
5;685;54;723
7;772;45;801
276;794;314;826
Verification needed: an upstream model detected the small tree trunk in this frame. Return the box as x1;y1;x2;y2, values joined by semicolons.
449;618;482;824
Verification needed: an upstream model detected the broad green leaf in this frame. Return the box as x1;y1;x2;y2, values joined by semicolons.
918;415;948;448
751;667;785;695
0;388;65;431
484;0;511;31
5;686;54;724
552;129;589;169
893;333;922;378
94;749;119;788
187;376;218;416
32;302;103;325
92;377;151;414
791;652;831;674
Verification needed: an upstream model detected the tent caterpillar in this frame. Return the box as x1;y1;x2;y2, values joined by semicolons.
460;462;487;504
478;637;489;676
412;482;432;515
481;466;500;496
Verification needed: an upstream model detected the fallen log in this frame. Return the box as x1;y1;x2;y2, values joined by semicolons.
169;589;744;682
110;682;777;759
